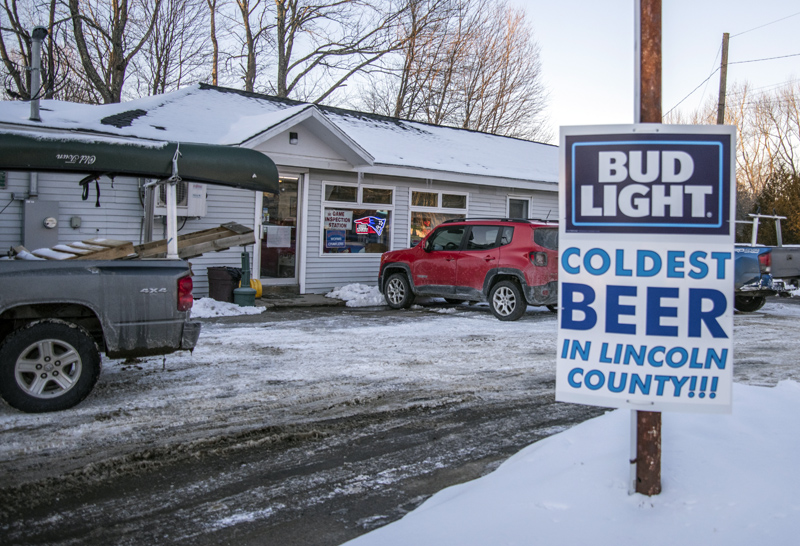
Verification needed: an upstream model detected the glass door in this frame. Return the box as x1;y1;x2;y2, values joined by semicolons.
260;177;299;280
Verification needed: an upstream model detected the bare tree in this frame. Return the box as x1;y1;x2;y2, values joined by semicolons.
226;0;272;92
131;0;210;96
362;0;549;141
271;0;410;103
68;0;162;103
206;0;220;85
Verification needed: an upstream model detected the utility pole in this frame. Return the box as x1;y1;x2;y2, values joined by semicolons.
634;0;662;497
717;32;730;125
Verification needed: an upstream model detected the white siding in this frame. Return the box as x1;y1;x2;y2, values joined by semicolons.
300;170;558;294
0;172;257;298
1;173;146;250
0;172;26;250
530;190;559;222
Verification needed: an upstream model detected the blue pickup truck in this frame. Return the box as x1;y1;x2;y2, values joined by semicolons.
734;245;792;312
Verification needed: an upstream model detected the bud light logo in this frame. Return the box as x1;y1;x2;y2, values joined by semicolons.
565;133;732;235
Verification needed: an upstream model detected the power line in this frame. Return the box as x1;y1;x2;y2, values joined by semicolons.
666;53;800;117
665;10;800;117
730;52;800;65
731;11;800;38
664;67;719;118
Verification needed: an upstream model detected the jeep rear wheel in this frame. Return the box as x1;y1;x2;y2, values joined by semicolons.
489;280;526;321
0;320;101;413
384;273;415;309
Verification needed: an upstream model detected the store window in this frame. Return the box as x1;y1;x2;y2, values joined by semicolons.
509;197;529;219
409;190;468;246
323;183;394;254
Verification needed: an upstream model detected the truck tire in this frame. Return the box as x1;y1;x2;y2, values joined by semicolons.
734;295;766;313
384;273;415;309
0;320;101;413
489;280;527;321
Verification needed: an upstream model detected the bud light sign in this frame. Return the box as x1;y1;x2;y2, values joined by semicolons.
565;131;732;234
556;125;736;414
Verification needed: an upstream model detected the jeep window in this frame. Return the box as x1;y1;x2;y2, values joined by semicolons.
428;226;466;251
466;226;501;250
500;226;514;246
533;227;558;250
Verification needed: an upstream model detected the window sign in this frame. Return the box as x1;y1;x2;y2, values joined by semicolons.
266;225;292;248
557;124;736;414
326;230;346;249
324;209;353;230
355;215;387;236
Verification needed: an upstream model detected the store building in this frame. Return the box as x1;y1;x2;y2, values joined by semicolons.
0;84;558;296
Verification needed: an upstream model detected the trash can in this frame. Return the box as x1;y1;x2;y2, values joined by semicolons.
207;267;242;303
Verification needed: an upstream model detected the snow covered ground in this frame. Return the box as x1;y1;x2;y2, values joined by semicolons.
345;379;800;546
1;295;800;544
342;302;800;546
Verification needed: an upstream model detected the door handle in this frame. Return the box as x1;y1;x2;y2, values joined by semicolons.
484;256;496;261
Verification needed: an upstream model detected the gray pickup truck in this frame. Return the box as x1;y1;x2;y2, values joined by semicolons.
0;259;200;413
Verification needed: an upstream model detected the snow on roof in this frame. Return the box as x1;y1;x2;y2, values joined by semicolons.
0;84;558;184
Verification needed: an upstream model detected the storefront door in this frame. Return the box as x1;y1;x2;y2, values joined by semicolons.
260;177;299;280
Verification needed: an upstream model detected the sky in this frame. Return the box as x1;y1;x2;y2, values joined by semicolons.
511;0;800;143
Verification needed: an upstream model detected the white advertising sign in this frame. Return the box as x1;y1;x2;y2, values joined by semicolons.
556;124;736;414
325;209;353;230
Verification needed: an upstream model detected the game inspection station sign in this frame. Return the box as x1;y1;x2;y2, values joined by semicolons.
556;124;736;414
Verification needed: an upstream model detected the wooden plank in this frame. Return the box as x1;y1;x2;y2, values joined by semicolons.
221;222;252;234
178;232;255;259
134;223;253;259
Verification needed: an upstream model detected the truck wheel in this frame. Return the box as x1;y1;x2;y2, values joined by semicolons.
0;320;101;413
384;273;415;309
734;295;766;313
489;280;526;321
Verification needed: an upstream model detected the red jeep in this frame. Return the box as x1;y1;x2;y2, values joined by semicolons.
378;218;558;320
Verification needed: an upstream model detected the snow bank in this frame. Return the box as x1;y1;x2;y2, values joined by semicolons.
345;380;800;546
190;297;266;318
326;283;386;307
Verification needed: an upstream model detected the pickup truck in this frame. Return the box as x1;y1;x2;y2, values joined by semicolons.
0;259;200;413
734;245;791;312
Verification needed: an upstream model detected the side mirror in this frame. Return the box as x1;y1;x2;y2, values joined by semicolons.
423;239;432;252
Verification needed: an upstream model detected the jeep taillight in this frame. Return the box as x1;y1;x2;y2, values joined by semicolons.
758;251;771;274
178;276;193;311
529;251;548;267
